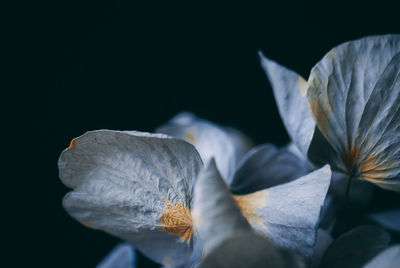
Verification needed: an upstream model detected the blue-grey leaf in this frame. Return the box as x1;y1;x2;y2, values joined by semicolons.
156;112;252;184
233;165;332;258
307;34;400;191
230;143;310;194
319;225;390;268
258;52;316;156
97;243;136;268
369;208;400;233
58;130;203;267
363;245;400;268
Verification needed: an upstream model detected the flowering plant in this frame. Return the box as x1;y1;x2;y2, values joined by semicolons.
58;35;400;267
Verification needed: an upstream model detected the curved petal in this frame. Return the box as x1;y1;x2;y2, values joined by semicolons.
364;245;400;268
193;160;303;268
307;34;400;191
320;225;390;268
58;130;203;266
97;243;136;268
156;112;252;184
259;52;316;156
234;165;331;258
230;144;310;194
191;159;252;254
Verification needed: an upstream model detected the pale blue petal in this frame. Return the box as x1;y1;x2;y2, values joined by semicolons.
259;52;315;156
307;34;400;191
97;243;136;268
230;143;310;194
192;159;252;254
59;130;203;266
156;112;252;184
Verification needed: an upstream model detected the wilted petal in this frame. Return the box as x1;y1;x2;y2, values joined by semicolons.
59;130;203;266
259;52;316;156
363;245;400;268
230;144;310;194
319;225;390;268
369;208;400;233
156;112;252;183
97;243;136;268
233;165;332;258
307;34;400;191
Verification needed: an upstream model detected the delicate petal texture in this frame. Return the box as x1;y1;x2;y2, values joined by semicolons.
369;208;400;233
235;165;331;258
320;225;390;268
230;144;310;194
259;52;316;156
364;245;400;268
97;243;136;268
307;34;400;191
156;112;252;183
192;159;252;254
199;233;298;268
58;130;204;266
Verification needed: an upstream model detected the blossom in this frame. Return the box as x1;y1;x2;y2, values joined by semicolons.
259;34;400;192
58;113;331;267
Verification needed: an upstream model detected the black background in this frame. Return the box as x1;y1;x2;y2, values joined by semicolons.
12;1;400;267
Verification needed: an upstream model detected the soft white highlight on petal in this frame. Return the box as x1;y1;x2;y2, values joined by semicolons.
156;112;252;184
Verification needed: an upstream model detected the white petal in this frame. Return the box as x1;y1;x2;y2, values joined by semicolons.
97;243;136;268
191;159;252;254
307;34;400;191
59;130;203;266
230;143;310;194
233;165;332;258
259;52;316;156
156;112;252;183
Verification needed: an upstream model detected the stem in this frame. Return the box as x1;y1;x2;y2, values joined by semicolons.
345;176;353;202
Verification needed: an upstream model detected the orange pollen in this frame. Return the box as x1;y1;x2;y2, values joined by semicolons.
159;200;193;242
68;139;76;149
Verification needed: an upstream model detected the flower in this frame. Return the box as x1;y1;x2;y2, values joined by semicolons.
259;34;400;192
59;113;331;267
